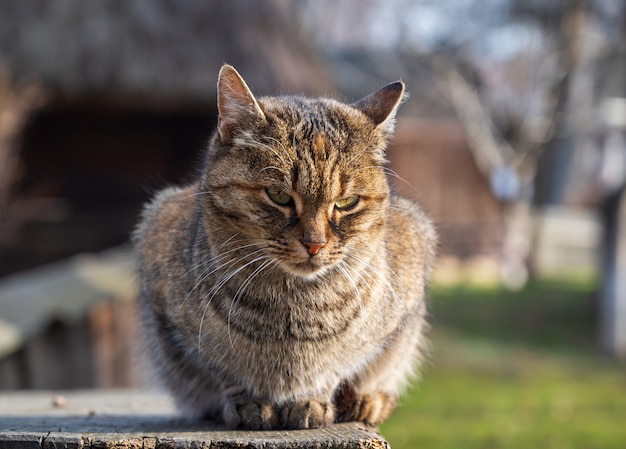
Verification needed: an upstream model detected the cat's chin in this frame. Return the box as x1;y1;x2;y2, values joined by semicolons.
281;260;333;281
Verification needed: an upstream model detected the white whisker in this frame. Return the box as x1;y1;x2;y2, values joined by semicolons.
181;234;244;278
176;243;267;315
343;256;382;318
217;233;241;250
348;252;403;314
336;261;364;316
257;165;289;177
197;251;271;348
388;206;409;213
172;190;213;202
227;258;277;348
352;165;421;196
256;137;295;165
264;136;295;163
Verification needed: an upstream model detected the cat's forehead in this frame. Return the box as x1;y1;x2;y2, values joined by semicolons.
262;96;367;146
230;95;386;194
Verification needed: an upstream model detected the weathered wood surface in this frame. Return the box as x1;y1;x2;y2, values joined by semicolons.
0;390;390;449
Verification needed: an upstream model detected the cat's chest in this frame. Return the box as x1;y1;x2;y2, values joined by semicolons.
202;283;366;343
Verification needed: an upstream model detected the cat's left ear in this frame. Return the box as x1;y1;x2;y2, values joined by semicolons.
217;64;266;141
352;81;406;131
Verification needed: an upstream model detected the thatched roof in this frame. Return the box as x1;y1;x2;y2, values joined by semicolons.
0;0;333;105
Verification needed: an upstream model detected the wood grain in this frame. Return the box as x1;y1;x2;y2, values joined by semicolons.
0;390;390;449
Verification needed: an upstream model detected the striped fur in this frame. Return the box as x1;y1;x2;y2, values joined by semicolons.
134;65;437;430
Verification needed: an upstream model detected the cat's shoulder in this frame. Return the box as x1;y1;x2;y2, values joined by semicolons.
134;185;198;245
388;196;436;237
386;195;438;268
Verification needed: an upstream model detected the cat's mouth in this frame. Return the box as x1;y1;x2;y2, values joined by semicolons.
283;257;334;278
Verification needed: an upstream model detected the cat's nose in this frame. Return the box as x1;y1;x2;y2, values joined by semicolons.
302;240;326;256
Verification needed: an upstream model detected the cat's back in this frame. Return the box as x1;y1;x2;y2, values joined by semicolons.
135;185;197;249
134;185;198;304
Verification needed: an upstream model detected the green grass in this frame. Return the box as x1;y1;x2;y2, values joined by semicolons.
379;280;626;449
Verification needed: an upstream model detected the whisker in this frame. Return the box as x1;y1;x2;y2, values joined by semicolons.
182;242;266;293
257;165;289;178
181;234;245;278
342;256;381;318
348;253;403;314
346;143;378;167
256;138;295;165
227;258;277;348
177;244;267;316
388;206;409;213
336;261;364;316
172;190;213;202
217;233;241;251
195;240;266;273
382;168;421;196
263;136;295;164
352;165;422;196
350;252;402;284
203;249;269;300
197;252;271;347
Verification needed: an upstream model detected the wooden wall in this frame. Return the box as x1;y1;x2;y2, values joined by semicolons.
0;247;144;390
389;117;504;259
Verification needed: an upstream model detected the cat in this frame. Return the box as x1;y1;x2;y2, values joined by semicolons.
133;64;437;430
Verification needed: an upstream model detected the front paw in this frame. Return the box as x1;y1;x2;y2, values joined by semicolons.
355;392;397;425
223;401;279;430
280;398;335;429
334;384;397;425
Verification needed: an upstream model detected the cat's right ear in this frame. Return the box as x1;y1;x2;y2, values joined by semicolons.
217;65;266;141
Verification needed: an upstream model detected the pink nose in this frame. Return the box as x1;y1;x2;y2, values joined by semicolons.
302;240;326;256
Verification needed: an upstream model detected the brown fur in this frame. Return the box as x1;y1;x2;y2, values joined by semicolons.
134;65;437;430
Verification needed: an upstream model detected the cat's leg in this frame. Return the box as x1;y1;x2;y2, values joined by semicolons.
334;383;397;425
335;308;427;425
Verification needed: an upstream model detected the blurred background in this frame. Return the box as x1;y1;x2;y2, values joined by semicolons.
1;0;625;447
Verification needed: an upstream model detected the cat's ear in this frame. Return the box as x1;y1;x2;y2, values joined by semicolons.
352;81;406;130
217;65;266;141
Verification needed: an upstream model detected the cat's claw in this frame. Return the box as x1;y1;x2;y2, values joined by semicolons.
223;401;279;430
280;399;335;429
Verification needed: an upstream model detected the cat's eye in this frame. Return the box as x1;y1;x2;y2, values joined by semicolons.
335;196;359;211
266;188;294;206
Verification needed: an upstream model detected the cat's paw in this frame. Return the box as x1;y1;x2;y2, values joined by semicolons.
279;398;335;429
334;384;397;425
354;392;397;425
223;401;279;430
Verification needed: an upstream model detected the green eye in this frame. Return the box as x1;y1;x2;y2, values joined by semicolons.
335;196;359;211
266;188;294;206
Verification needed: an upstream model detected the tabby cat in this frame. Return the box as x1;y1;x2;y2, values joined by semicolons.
134;65;437;430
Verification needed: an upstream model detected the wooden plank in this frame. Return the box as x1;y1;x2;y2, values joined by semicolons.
0;390;390;449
